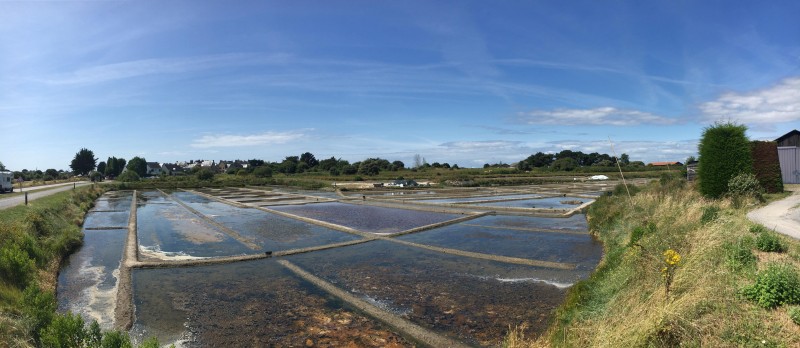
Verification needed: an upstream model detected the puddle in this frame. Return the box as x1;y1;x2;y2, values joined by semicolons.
131;260;412;347
91;192;133;211
286;240;585;346
57;229;127;330
271;202;461;234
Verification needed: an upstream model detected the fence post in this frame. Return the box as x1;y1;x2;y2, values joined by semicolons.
25;192;28;205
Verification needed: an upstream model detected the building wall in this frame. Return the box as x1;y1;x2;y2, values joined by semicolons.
777;147;800;184
777;133;800;147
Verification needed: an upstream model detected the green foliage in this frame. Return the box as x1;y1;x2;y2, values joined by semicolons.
723;237;757;272
22;285;56;343
88;320;102;347
756;232;786;253
727;172;764;206
40;312;86;348
551;157;578;171
126;157;148;177
612;183;639;196
89;171;104;182
0;244;35;287
100;330;133;348
105;157;126;178
700;205;719;224
117;171;140;182
750;141;784;194
252;166;272;178
629;222;656;246
70;148;97;176
749;224;769;234
789;306;800;326
698;122;752;198
196;168;215;181
741;263;800;309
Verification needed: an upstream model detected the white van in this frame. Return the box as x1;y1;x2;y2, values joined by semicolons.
0;171;13;193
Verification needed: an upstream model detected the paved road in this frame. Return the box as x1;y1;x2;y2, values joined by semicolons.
0;181;92;210
747;186;800;240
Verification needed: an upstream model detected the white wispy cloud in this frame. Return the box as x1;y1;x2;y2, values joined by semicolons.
42;53;291;85
699;76;800;125
190;130;309;148
518;107;677;126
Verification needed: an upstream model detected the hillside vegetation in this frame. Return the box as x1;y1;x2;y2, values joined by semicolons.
508;177;800;347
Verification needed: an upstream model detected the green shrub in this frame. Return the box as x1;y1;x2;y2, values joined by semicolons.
101;330;133;348
724;237;756;271
22;285;56;344
698;122;752;198
252;166;272;178
117;170;140;182
196;169;215;181
741;263;800;309
789;306;800;326
756;232;786;253
629;222;656;246
40;312;86;348
612;183;639;196
749;224;768;234
727;172;764;206
0;244;35;287
700;206;719;224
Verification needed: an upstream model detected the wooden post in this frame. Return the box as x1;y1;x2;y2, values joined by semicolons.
25;192;28;205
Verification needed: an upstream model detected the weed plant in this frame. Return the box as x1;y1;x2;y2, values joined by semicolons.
755;232;787;253
789;307;800;326
740;263;800;309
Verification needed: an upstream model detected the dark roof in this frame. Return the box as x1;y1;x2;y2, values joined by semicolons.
775;129;800;143
146;162;161;169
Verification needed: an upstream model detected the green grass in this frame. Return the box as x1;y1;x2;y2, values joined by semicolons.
508;180;800;347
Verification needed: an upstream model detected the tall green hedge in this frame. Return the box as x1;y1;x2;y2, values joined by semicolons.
698;122;753;198
750;141;784;193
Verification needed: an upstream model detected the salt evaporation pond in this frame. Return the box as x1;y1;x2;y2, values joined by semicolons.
270;202;461;234
130;259;411;347
169;191;361;251
286;240;577;346
136;191;253;259
417;193;543;204
57;188;605;347
474;196;592;209
397;215;603;270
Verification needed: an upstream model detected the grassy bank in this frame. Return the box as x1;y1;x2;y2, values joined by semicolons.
507;178;800;347
0;186;104;346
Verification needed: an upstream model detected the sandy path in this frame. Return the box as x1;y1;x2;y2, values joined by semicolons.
747;186;800;240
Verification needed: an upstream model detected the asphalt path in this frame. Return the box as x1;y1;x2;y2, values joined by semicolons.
747;186;800;240
0;181;92;210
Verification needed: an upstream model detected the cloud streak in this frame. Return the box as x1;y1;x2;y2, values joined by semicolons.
190;130;309;148
518;107;677;126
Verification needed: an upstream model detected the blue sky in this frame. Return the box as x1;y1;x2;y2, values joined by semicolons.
2;1;799;171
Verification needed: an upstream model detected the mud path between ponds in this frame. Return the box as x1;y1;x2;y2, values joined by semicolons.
157;189;261;250
279;259;471;348
115;190;137;331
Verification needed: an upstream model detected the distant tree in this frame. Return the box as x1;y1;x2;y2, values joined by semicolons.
392;160;405;170
551;157;578;172
126;157;148;177
0;161;5;171
248;159;265;168
685;155;697;163
300;152;319;168
698;122;752;198
252;166;273;178
117;170;140;182
96;162;106;176
44;169;59;180
431;162;442;168
196;169;215;181
69;148;97;176
279;156;299;174
341;164;358;175
89;171;103;182
619;153;630;166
